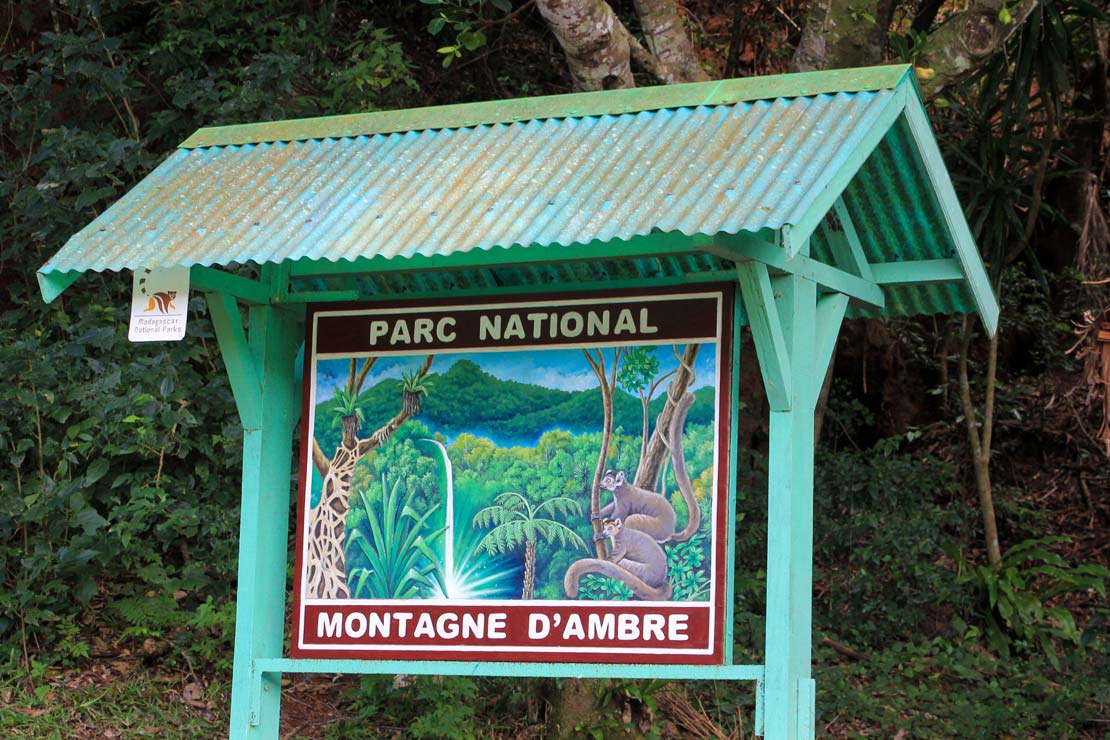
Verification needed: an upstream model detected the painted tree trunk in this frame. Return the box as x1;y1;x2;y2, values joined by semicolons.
305;445;360;599
536;0;634;90
638;395;650;468
590;381;615;558
523;540;538;600
341;414;359;448
635;343;699;489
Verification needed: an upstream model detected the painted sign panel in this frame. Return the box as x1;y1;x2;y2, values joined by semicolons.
292;287;734;664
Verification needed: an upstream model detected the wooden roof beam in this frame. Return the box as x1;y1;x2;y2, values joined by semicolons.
709;232;885;309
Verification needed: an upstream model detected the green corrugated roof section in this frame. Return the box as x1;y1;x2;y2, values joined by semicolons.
37;64;997;334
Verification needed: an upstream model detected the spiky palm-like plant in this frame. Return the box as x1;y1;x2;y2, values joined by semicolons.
329;387;370;447
473;492;587;600
401;368;431;417
345;475;445;600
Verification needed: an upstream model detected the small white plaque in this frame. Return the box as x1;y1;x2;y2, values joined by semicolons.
128;267;189;342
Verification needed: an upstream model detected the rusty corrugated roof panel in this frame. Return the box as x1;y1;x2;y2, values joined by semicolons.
42;90;899;275
37;64;998;330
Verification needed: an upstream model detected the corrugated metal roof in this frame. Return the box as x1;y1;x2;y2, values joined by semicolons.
38;64;997;330
44;90;900;273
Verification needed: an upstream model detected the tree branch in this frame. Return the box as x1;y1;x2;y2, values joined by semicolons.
535;0;634;90
917;0;1040;98
311;436;330;477
618;22;670;83
352;357;376;396
631;0;708;83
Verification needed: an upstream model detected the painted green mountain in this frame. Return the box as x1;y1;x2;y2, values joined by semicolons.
314;359;716;449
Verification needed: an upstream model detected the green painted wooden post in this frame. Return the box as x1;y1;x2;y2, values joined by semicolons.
738;244;848;740
207;275;302;740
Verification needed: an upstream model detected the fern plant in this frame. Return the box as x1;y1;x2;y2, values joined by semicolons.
473;492;586;599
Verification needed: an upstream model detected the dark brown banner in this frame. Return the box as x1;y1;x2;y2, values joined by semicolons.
314;295;720;354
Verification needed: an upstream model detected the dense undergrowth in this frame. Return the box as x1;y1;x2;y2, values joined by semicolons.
2;310;1106;738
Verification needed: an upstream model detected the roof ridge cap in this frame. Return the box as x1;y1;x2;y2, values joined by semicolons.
180;64;911;149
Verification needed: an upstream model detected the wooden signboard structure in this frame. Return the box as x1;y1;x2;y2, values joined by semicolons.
39;65;998;740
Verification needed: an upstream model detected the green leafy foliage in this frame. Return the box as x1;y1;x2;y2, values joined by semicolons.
577;572;634;601
949;536;1109;665
179;596;237;671
813;436;972;647
345;475;445;599
817;633;1110;739
0;299;242;665
327;675;490;740
421;0;511;67
667;533;710;601
0;0;420;666
577;678;668;739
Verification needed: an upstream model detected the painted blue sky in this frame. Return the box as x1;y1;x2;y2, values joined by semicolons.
314;344;718;401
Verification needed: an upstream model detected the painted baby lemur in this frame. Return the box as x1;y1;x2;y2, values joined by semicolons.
563;518;672;601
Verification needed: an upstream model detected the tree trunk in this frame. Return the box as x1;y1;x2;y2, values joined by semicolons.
792;0;888;72
547;677;599;738
792;0;1041;102
535;0;634;90
958;316;1002;567
523;540;537;600
916;0;1040;98
632;0;708;83
635;344;699;488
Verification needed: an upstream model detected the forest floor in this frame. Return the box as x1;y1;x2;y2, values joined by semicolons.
2;626;1107;739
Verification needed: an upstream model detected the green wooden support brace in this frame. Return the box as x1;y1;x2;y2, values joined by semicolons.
736;262;791;411
206;292;264;429
738;238;849;739
192;266;270;305
711;232;885;310
822;198;873;281
724;290;743;666
208;273;302;740
870;258;964;286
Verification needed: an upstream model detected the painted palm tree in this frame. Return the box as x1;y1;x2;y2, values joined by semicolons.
473;492;587;599
307;355;434;599
328;386;369;446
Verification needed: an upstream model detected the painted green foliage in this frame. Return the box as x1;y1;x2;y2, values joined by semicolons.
310;345;717;603
345;475;445;600
472;492;587;599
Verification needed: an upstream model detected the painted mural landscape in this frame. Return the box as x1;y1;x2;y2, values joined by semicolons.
304;347;719;605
